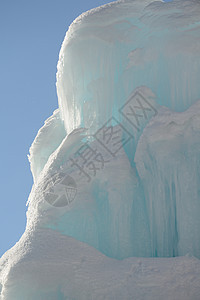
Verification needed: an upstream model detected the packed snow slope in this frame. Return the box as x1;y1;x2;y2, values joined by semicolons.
1;0;200;299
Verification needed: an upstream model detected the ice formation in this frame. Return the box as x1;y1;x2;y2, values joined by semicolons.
1;0;200;299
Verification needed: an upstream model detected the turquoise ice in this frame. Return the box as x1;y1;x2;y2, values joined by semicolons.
1;1;200;299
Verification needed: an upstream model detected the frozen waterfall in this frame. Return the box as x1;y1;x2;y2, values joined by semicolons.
1;0;200;299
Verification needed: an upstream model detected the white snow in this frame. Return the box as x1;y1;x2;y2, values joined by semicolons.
1;0;200;299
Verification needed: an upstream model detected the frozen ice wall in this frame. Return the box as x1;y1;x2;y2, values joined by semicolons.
1;0;200;299
53;0;200;259
57;0;200;135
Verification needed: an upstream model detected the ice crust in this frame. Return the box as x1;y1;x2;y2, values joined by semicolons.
1;0;200;299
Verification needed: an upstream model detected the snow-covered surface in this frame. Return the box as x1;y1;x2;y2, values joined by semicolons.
1;0;200;299
1;228;200;300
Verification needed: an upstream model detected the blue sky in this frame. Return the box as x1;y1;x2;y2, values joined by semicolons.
0;0;171;257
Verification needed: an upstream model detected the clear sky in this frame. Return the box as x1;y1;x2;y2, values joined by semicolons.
0;0;171;257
